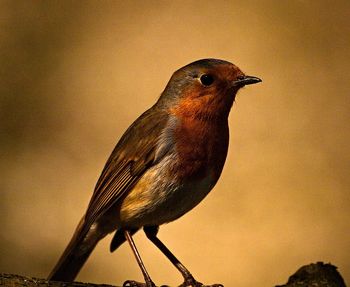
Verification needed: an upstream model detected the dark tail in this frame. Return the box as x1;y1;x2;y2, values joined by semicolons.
48;217;99;282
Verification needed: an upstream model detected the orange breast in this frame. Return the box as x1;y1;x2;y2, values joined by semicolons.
170;96;230;184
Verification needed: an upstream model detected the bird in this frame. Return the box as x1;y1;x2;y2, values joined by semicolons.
48;58;261;287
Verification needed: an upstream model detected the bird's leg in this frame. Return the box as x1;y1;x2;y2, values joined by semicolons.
143;226;198;286
144;226;223;287
124;229;156;287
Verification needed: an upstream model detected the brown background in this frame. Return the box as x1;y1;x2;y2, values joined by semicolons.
1;1;349;286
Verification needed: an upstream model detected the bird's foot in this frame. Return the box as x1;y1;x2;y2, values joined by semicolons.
178;276;223;287
123;280;156;287
178;284;223;287
122;278;223;287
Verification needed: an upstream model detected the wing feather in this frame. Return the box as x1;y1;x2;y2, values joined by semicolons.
82;106;170;232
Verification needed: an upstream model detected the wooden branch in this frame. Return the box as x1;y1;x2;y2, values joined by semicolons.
0;273;116;287
276;262;347;287
0;262;347;287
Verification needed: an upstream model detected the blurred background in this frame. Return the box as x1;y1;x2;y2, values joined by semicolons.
1;1;349;286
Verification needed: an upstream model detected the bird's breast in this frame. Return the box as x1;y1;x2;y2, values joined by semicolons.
171;113;230;183
118;114;230;227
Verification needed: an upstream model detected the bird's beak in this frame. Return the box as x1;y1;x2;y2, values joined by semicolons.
233;75;262;87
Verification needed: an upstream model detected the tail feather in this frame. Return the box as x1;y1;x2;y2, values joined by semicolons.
48;218;98;282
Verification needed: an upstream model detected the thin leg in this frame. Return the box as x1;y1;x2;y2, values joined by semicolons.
144;226;222;287
111;228;139;252
124;230;156;287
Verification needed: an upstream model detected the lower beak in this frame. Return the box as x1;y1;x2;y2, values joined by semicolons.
234;75;262;87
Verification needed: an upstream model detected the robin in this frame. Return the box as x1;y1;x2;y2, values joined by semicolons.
48;58;261;287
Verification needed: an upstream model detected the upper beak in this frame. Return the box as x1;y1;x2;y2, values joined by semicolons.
233;75;262;87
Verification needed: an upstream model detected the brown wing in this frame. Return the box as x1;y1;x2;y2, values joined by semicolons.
82;106;170;231
48;106;171;282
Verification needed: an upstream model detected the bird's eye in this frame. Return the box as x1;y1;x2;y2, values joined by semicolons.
199;74;214;86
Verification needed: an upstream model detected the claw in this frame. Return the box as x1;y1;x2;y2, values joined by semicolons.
178;282;223;287
176;274;223;287
177;274;202;287
122;279;222;287
123;280;156;287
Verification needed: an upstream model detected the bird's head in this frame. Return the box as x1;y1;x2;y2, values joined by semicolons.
157;58;261;119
